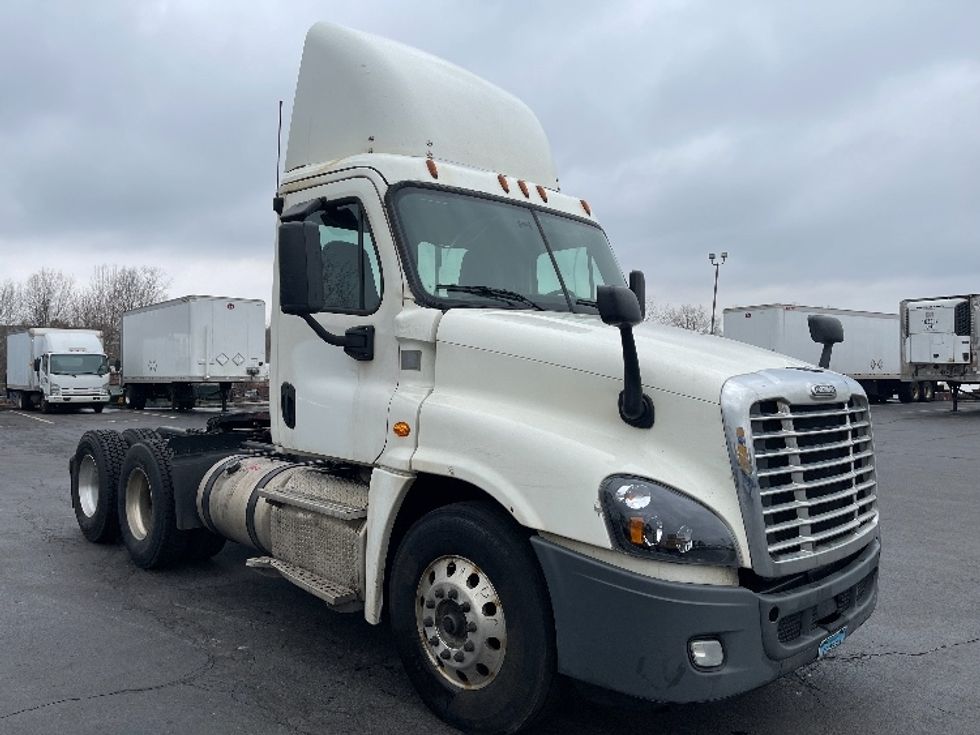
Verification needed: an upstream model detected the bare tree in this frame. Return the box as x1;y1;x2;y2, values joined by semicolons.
21;269;76;327
648;302;713;334
76;265;170;359
0;279;20;326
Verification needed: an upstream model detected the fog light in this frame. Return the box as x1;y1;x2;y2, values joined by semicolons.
689;639;724;669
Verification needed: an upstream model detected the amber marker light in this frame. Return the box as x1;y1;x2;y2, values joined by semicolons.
628;517;645;545
536;185;548;202
426;158;439;179
580;199;592;216
517;179;530;198
497;173;510;193
393;421;411;437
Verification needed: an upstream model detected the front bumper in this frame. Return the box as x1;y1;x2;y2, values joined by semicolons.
48;394;110;404
532;536;879;703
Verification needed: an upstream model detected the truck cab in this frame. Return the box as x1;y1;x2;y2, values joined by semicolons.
70;23;881;734
6;328;110;412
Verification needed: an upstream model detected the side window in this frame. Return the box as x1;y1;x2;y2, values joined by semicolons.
536;248;607;300
306;200;382;313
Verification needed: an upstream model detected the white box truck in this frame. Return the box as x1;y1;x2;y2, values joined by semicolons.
68;24;881;733
120;295;266;411
724;304;939;403
901;294;980;410
5;328;110;412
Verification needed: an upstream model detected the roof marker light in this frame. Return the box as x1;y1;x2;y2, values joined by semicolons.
426;158;439;179
580;199;592;216
536;185;548;202
497;174;510;193
393;421;411;438
517;180;530;198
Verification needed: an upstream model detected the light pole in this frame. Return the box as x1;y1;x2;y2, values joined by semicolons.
708;251;728;335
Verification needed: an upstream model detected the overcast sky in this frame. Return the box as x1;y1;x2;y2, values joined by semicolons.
2;1;978;319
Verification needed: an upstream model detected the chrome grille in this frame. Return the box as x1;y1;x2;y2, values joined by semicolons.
750;396;878;563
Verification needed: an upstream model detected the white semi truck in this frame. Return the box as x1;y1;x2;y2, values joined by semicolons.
900;294;980;411
724;304;939;403
120;295;266;411
68;24;881;733
5;328;110;412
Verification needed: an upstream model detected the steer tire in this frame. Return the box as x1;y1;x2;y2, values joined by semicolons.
117;441;190;569
93;404;105;414
389;502;558;735
71;430;127;544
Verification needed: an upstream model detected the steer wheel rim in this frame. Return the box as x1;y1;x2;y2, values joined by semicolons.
125;468;153;541
77;454;99;518
415;555;507;690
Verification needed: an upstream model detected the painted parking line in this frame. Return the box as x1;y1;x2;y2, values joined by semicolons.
10;411;54;425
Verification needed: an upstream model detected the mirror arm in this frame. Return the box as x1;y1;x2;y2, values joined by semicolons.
617;325;655;428
299;314;374;361
819;344;834;370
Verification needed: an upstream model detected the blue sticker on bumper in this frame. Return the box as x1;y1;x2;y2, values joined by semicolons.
818;626;848;657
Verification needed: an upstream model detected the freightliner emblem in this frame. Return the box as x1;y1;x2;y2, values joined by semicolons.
810;384;837;399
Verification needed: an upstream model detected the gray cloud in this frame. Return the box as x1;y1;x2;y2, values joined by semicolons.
1;1;977;315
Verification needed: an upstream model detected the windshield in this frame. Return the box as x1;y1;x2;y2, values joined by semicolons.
50;353;108;376
392;187;624;311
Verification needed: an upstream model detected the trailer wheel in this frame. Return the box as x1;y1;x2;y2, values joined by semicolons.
389;502;558;734
18;392;32;411
126;385;146;411
117;441;189;569
898;382;914;403
920;381;935;402
71;430;127;543
93;404;104;414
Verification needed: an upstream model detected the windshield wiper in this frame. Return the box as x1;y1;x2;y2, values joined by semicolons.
437;284;545;311
575;298;598;309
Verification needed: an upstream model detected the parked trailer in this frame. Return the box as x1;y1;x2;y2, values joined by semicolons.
723;304;937;403
5;328;110;412
901;294;980;411
69;24;881;733
120;296;266;411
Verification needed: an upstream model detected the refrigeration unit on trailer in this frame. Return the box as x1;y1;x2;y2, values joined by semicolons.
901;294;980;411
120;296;266;410
69;23;881;734
6;328;110;412
724;304;937;402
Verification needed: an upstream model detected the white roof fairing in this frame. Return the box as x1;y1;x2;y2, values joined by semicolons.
285;23;559;188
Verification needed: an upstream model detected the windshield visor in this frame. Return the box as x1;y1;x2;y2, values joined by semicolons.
50;353;108;376
392;187;624;311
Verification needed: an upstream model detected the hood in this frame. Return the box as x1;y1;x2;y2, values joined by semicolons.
436;310;812;404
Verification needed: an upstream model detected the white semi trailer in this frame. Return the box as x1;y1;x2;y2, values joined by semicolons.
68;24;881;733
901;294;980;411
120;295;266;411
5;328;110;412
724;304;939;403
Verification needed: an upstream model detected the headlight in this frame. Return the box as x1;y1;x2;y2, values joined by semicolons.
50;384;62;395
600;476;738;566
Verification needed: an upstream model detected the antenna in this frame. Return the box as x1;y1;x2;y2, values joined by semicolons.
276;100;283;191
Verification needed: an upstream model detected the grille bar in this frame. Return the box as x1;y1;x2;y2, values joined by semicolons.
762;479;877;515
750;396;879;563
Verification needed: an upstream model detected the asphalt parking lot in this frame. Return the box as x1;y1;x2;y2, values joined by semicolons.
0;401;977;734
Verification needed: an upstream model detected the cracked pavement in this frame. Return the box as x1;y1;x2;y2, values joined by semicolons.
0;401;977;734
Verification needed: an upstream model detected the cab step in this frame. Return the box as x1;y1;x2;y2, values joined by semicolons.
258;486;367;520
246;556;358;607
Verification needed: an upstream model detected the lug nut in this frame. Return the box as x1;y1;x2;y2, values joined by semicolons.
429;636;439;646
435;589;445;599
425;600;435;609
423;616;433;627
440;649;451;660
467;621;477;633
464;641;475;652
460;602;471;613
453;651;465;662
447;589;458;600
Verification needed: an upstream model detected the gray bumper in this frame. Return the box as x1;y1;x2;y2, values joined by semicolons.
531;536;880;703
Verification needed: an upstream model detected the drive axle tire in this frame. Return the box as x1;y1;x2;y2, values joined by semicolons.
389;502;558;735
117;441;190;569
121;428;161;448
71;430;127;543
921;381;935;402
